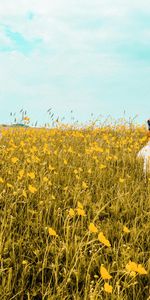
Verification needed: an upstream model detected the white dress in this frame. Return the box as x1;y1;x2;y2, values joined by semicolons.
137;141;150;173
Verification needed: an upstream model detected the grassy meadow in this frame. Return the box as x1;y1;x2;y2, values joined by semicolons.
0;123;150;299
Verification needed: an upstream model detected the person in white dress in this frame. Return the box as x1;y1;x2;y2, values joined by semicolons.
137;120;150;174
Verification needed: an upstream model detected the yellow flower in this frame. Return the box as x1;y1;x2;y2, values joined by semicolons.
68;146;73;153
82;181;88;189
89;223;98;233
119;178;125;183
113;155;118;161
99;164;106;170
23;116;30;121
74;169;78;174
137;264;147;275
123;225;130;233
20;141;25;147
64;159;68;165
77;201;83;209
69;208;75;217
126;261;147;275
77;208;86;217
126;261;138;273
98;232;111;247
11;157;18;164
104;282;113;294
100;265;112;280
48;227;57;236
43;176;48;182
22;260;28;265
54;150;58;155
28;185;37;193
7;183;13;188
48;165;55;171
18;169;24;180
27;172;35;179
0;177;4;183
64;186;68;192
22;190;27;198
19;169;24;177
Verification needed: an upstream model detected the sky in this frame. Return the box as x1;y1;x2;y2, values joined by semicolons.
0;0;150;127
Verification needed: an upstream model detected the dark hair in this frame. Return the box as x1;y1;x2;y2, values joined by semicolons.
147;119;150;131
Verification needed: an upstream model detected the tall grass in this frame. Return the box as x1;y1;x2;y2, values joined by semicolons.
0;123;150;299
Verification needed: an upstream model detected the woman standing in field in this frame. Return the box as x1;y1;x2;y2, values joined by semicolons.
137;119;150;174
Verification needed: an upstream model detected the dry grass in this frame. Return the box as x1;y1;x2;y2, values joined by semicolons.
0;124;150;300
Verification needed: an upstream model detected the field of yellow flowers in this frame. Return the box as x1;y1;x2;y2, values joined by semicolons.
0;124;150;300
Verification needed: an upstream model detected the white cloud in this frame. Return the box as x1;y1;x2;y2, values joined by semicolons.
0;0;150;17
0;0;146;55
0;0;112;16
0;30;12;46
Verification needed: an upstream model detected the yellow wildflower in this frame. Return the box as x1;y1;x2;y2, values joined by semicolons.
19;169;24;177
64;186;68;192
137;264;147;275
48;227;57;236
69;208;75;217
98;232;111;247
20;141;25;147
22;190;27;198
27;172;35;179
23;116;30;121
68;146;73;153
7;183;13;188
18;169;24;180
89;223;98;233
113;155;118;161
77;201;83;209
74;169;78;174
100;265;112;280
82;181;88;189
43;176;48;182
0;177;4;183
77;208;86;217
126;261;147;275
104;282;113;294
48;165;55;171
99;164;106;170
119;178;125;183
28;185;37;193
123;226;130;233
22;260;28;265
126;261;138;273
11;157;18;164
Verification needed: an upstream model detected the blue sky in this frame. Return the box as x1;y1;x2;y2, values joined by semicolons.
0;0;150;126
